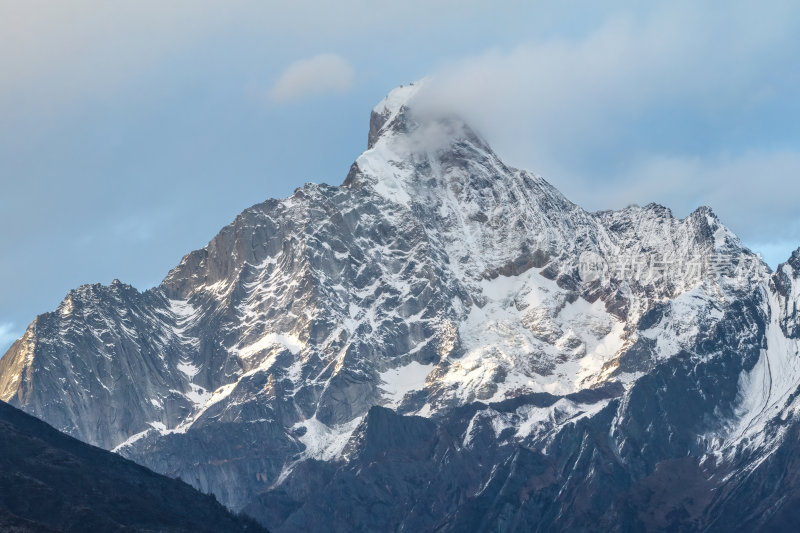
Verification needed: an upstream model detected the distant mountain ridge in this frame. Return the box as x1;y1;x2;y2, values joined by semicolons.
1;82;799;531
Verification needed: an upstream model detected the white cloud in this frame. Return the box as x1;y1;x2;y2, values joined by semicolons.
0;323;21;354
416;3;797;160
595;150;800;217
411;1;800;267
269;54;354;102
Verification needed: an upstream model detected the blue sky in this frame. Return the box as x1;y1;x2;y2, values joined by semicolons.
1;1;799;352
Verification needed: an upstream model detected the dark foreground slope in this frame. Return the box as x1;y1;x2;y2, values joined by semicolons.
0;401;265;533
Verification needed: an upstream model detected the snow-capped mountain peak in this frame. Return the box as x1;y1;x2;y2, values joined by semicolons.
1;84;798;531
367;80;424;148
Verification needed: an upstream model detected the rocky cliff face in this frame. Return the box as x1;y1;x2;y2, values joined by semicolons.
1;82;798;531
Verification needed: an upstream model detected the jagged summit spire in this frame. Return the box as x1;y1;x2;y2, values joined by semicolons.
351;81;515;210
367;82;425;149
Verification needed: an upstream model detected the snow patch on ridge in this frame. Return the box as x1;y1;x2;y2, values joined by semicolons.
640;285;722;361
355;142;414;207
112;427;152;452
185;384;211;407
714;287;800;463
372;82;423;122
177;361;199;379
239;332;303;358
294;416;363;461
462;397;612;449
439;266;627;405
379;361;434;407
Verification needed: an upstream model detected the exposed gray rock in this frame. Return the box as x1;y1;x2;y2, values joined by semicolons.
1;82;798;531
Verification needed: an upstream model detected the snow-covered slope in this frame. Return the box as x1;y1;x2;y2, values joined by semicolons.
0;83;797;532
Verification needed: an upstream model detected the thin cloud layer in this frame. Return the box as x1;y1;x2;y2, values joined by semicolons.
270;54;355;102
414;2;800;266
